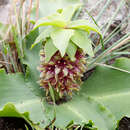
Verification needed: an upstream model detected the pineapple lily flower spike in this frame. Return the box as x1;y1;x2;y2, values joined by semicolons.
32;4;102;100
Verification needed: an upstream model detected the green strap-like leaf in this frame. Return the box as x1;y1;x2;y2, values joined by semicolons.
61;4;81;21
71;30;94;57
68;19;101;35
45;38;58;62
50;28;74;57
66;41;77;61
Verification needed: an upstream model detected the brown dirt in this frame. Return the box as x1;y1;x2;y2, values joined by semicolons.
118;116;130;130
0;117;33;130
81;68;95;81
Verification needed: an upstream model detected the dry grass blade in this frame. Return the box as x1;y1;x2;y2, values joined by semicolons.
0;61;12;65
113;52;130;55
96;0;111;22
116;44;130;52
103;14;130;43
94;62;130;74
88;33;130;70
102;0;125;37
27;0;33;33
104;36;130;56
36;0;39;21
89;0;104;12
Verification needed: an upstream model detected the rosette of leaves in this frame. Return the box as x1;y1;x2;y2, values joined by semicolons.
32;4;101;100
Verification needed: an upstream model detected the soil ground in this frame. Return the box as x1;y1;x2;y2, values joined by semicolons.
0;117;32;130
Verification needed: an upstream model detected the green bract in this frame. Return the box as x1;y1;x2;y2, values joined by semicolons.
32;4;101;62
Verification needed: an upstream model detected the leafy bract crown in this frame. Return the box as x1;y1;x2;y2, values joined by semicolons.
32;4;101;62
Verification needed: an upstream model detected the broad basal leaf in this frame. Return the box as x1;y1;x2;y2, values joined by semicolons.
68;19;101;35
44;58;130;129
50;28;74;57
112;58;130;72
44;95;116;130
24;28;40;79
23;29;44;96
44;38;58;62
66;41;77;61
0;69;47;127
71;30;94;57
80;58;130;121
